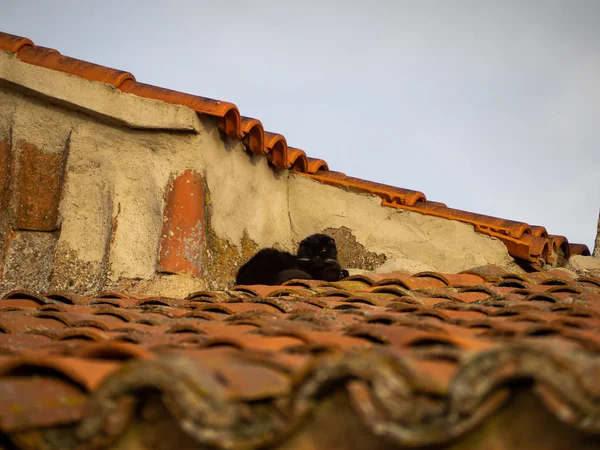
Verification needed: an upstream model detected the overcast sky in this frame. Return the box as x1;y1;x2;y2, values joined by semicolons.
1;1;598;249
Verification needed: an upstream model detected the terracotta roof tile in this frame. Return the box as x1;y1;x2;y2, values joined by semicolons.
0;30;590;265
0;264;598;448
240;116;266;155
288;147;309;172
156;170;204;276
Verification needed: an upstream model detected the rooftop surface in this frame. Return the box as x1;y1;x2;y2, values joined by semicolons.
0;265;599;449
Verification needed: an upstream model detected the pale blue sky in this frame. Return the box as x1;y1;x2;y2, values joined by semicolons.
2;0;599;249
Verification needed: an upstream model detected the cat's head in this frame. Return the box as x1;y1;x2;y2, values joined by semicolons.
297;233;338;262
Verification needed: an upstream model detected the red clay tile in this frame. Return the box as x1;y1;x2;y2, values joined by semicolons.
264;131;289;170
0;333;52;354
421;203;532;238
0;376;87;431
0;313;69;334
450;291;493;303
208;334;306;352
460;265;515;282
521;233;552;260
549;234;571;259
204;302;284;315
432;308;488;322
320;280;372;293
542;269;578;282
0;355;121;391
44;291;96;306
306;170;426;206
240;116;266;155
569;243;592;256
17;44;134;87
92;308;141;323
15;142;66;231
577;277;600;290
354;271;412;285
367;285;415;300
288;147;308;173
529;225;549;237
186;290;232;301
436;273;485;287
306;157;329;174
157;169;204;276
336;295;387;308
96;291;135;299
119;80;242;138
1;289;48;303
166;348;292;401
0;31;33;52
292;329;376;350
134;297;188;308
232;285;304;297
348;324;456;347
0;298;41;310
405;276;450;290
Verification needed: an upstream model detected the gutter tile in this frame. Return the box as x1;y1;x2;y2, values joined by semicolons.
157;169;204;276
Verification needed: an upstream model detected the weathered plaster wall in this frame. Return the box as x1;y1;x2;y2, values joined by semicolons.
0;49;518;296
288;175;516;273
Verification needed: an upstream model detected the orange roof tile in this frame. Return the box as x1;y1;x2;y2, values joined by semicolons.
0;265;599;448
0;30;591;266
157;169;204;276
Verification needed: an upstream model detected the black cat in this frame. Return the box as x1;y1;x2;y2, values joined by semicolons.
235;233;349;286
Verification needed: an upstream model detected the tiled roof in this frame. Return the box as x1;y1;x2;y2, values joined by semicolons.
0;265;599;448
0;31;591;266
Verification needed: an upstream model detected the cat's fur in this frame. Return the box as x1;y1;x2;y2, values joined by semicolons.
235;233;349;286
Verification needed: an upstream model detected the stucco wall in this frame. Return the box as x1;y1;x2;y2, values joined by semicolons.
0;50;517;296
288;175;515;273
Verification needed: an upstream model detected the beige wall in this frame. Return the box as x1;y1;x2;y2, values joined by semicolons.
0;50;516;296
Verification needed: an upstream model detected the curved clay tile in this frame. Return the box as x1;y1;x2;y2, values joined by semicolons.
119;80;242;138
428;200;448;208
549;235;570;259
306;157;329;174
0;31;33;52
529;225;549;238
1;290;48;303
17;45;135;88
263;131;289;171
569;243;591;256
288;147;308;173
240;117;266;155
0;355;121;392
157;169;204;277
521;234;551;260
308;171;426;206
485;231;533;262
73;342;153;361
